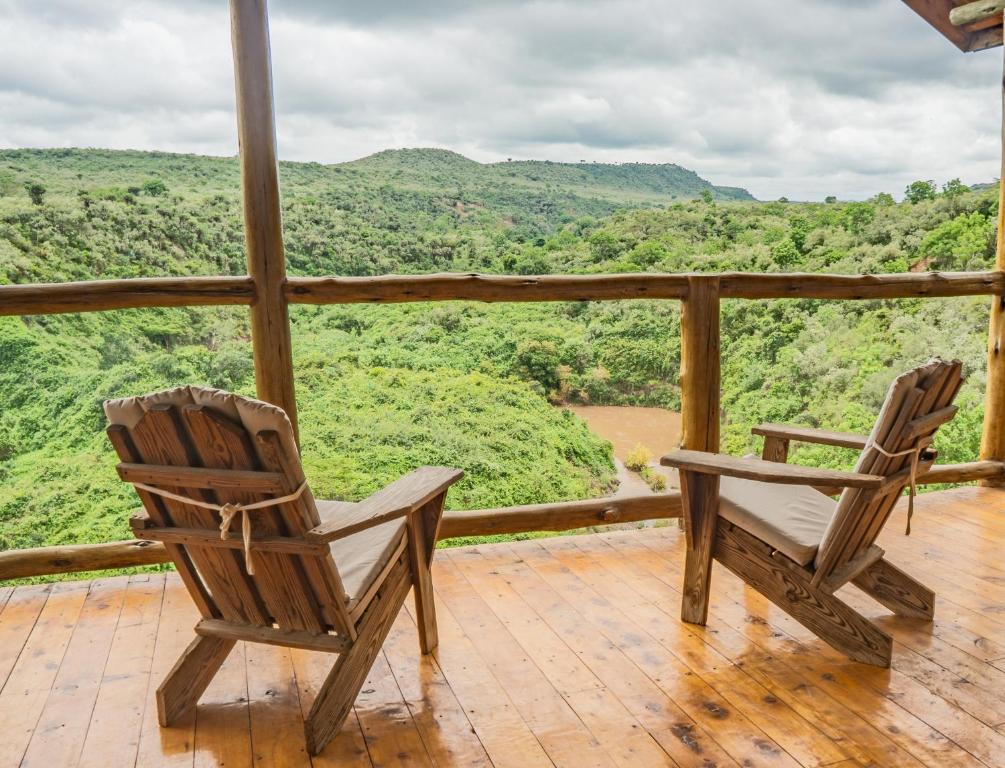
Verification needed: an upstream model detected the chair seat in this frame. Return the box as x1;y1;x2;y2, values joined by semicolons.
317;500;407;608
718;474;836;566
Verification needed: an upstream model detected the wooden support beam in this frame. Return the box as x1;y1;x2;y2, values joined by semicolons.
950;0;1005;27
920;459;1005;484
679;276;720;452
0;277;255;317
230;0;298;439
438;492;682;538
2;270;1003;319
0;539;171;580
284;270;1005;305
981;35;1005;484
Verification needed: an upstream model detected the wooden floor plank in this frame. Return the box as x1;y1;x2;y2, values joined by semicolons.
192;640;252;768
402;590;553;768
136;575;200;768
0;584;52;693
624;527;992;768
484;542;743;768
78;574;165;768
246;641;312;767
558;534;925;768
383;607;493;767
0;586;14;614
505;538;833;768
288;648;372;768
436;552;618;768
0;580;89;767
21;578;128;768
3;486;1005;767
354;650;435;767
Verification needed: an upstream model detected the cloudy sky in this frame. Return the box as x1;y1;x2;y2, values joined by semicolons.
0;0;1001;200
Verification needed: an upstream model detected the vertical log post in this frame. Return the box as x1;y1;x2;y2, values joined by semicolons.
678;275;721;624
680;276;721;453
981;26;1005;484
230;0;298;440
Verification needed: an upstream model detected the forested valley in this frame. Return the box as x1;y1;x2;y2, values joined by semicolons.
0;147;994;555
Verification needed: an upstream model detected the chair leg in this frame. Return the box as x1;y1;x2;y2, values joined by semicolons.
853;557;935;620
716;522;892;667
680;470;719;625
406;496;444;654
157;634;235;726
305;565;412;756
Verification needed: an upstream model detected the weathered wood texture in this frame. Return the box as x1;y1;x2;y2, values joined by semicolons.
0;277;255;316
679;276;720;452
230;0;298;435
439;492;683;538
981;36;1005;481
950;0;1005;27
285;269;1005;303
714;521;893;666
663;450;885;488
6;486;1005;768
4;270;1005;318
753;423;869;450
679;470;718;624
0;539;171;579
903;0;1003;51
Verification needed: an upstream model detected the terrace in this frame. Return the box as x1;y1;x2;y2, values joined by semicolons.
4;489;1005;767
3;1;1005;766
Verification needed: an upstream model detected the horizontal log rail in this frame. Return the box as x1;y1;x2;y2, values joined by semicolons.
3;270;1005;317
0;539;171;580
438;491;683;538
0;276;255;316
287;270;1005;303
4;459;1002;581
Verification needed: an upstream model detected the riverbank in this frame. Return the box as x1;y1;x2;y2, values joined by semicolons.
566;405;681;494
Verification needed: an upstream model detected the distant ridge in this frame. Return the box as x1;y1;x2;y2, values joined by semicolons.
348;147;754;202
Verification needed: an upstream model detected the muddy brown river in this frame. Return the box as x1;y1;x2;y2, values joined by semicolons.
567;405;681;493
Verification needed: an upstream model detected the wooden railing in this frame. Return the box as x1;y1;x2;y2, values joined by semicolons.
3;268;1004;581
2;0;1004;581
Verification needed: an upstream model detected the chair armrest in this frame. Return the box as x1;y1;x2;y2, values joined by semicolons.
660;450;883;489
752;423;868;450
305;466;464;544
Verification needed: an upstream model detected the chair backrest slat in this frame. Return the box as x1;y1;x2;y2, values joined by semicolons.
814;359;962;577
129;404;271;625
106;386;354;638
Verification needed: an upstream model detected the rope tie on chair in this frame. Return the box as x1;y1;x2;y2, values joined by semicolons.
131;480;309;574
864;435;933;535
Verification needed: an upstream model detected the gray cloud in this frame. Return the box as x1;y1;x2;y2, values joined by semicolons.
0;0;1000;200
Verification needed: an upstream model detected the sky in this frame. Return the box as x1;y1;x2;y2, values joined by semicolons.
0;0;1002;201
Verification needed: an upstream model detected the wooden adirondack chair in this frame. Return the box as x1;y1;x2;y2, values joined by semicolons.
661;358;962;667
104;386;463;754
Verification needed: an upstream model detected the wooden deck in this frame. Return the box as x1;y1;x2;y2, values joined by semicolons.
2;486;1005;767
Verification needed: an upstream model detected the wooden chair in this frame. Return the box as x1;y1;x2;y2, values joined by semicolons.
104;386;462;754
661;358;962;667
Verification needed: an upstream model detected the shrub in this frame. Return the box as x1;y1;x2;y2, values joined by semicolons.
624;442;653;471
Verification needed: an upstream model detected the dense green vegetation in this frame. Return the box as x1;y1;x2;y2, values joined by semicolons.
0;147;997;560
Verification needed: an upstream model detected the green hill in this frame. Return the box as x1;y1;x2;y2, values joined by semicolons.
0;149;996;573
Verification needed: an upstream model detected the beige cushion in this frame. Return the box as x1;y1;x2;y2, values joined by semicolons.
719;474;836;566
103;385;318;527
318;500;407;608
